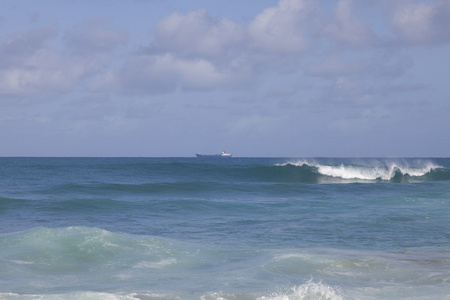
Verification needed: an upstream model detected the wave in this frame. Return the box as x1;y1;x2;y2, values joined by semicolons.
160;158;449;184
1;227;346;299
20;160;450;196
272;159;450;183
0;227;181;271
3;158;449;192
0;227;187;295
2;227;449;299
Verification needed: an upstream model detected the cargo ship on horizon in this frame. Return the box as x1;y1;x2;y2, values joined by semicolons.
196;151;232;158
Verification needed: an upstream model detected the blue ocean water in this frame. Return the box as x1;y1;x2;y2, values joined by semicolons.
0;157;449;299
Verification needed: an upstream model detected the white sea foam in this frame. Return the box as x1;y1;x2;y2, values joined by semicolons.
316;164;404;181
273;253;310;261
201;291;236;300
134;258;177;269
258;280;343;300
9;259;34;265
279;159;441;181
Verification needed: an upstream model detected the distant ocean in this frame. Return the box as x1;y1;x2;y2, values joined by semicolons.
1;157;449;299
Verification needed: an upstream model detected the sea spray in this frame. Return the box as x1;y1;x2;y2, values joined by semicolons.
276;158;446;183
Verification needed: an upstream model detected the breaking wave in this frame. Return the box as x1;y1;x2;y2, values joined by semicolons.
0;227;344;300
271;159;449;183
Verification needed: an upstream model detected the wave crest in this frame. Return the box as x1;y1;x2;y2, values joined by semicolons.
275;159;448;183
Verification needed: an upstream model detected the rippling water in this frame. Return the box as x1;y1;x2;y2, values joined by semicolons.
1;157;449;299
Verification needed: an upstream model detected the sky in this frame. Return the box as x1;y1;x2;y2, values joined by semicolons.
1;0;449;157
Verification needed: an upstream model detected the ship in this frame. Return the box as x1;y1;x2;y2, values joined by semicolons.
196;151;232;158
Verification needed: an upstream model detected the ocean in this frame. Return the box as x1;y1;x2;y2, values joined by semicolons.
0;157;449;299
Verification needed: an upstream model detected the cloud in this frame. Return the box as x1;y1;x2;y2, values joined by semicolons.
150;0;314;58
112;53;253;94
390;0;450;44
151;9;244;59
0;20;128;99
2;0;446;102
322;0;378;46
114;55;180;94
103;0;433;104
0;25;80;98
96;9;252;94
0;25;57;68
109;0;317;95
0;48;85;98
248;0;314;54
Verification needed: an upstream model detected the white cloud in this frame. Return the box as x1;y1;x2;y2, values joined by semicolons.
165;55;245;90
151;0;314;58
248;0;313;54
108;9;252;94
391;0;450;44
0;1;442;105
116;54;179;94
0;21;128;99
0;26;84;98
152;9;244;59
113;53;252;94
115;0;318;95
0;48;85;97
322;0;377;46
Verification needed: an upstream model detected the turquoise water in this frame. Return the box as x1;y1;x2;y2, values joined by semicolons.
0;157;449;299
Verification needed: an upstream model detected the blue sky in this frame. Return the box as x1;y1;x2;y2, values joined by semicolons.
1;0;449;157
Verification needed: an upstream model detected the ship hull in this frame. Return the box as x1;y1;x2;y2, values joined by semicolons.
196;153;232;158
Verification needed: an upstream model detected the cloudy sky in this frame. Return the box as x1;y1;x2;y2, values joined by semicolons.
1;0;449;157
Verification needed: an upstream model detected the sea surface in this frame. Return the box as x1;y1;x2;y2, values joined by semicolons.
1;157;449;299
